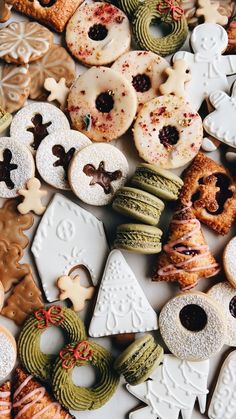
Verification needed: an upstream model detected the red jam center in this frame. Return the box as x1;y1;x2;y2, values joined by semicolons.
179;304;207;332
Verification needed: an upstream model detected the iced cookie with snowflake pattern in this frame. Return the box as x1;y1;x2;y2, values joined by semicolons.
0;62;31;113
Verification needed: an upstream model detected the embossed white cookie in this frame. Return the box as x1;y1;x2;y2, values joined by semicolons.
36;129;91;190
89;249;158;337
31;193;109;302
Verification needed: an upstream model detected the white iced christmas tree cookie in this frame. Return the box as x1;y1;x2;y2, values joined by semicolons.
127;354;209;419
88;250;158;337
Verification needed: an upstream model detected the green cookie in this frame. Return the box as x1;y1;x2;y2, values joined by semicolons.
112;186;164;226
114;334;164;385
131;163;183;201
114;223;162;254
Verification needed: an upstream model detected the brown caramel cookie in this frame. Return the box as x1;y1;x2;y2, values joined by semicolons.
29;44;76;100
0;62;31;113
0;199;34;249
9;0;84;32
0;239;30;292
0;0;11;23
180;152;236;235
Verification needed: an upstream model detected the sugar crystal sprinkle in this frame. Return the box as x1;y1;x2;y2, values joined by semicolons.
0;333;16;380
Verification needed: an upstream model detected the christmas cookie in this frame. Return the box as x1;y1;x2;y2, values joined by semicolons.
57;274;95;312
17;178;47;215
36;129;91;190
208;282;236;346
68;66;137;142
0;381;11;418
28;44;76;100
10;102;70;154
0;239;30;292
68;143;129;206
173;23;236;110
66;2;130;66
0;0;11;23
0;138;35;198
18;305;87;381
9;0;83;32
44;77;70;110
159;292;226;361
131;163;183;200
0;62;31;113
133;95;203;169
52;340;119;411
0;280;3;312
226;17;236;54
132;0;188;56
114;224;162;254
0;325;16;380
223;236;236;288
159;59;191;97
0;106;12;134
114;334;163;385
111;51;169;111
196;0;228;25
0;21;53;64
182;0;234;29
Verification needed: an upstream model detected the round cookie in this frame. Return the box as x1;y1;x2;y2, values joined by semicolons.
133;95;203;169
132;0;188;57
66;2;131;66
208;282;236;346
159;292;227;361
0;138;35;198
28;44;76;100
18;305;87;381
0;63;31;113
0;21;53;64
112;51;169;111
36;129;91;190
68;66;137;142
0;325;16;380
10;102;70;154
224;237;236;288
114;223;163;254
68;143;129;206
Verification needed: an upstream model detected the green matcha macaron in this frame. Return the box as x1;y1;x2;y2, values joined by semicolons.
114;334;164;385
114;223;162;254
112;186;164;226
131;163;183;201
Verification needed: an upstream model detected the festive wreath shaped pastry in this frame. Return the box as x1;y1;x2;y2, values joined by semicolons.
52;340;119;410
18;305;87;381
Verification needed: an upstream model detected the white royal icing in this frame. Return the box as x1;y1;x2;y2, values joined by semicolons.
88;249;158;337
127;354;209;419
31;193;109;302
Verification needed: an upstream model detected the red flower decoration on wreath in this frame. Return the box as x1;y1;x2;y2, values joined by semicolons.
60;341;93;369
34;305;64;329
157;0;184;21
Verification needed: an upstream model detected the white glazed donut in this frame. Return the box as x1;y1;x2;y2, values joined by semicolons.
68;67;137;142
223;236;236;288
36;129;91;190
68;143;129;206
133;95;203;169
159;292;227;361
112;51;169;112
208;282;236;346
66;2;131;66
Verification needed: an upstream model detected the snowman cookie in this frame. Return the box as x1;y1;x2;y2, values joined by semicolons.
173;23;236;110
36;129;91;190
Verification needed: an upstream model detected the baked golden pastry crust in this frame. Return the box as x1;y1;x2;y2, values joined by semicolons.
152;203;219;290
0;381;11;418
10;0;84;32
180;152;236;235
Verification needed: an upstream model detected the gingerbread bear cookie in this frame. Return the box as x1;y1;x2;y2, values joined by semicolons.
173;23;236;110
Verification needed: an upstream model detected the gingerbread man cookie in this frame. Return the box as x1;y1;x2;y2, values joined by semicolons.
57;274;95;312
173;23;236;110
196;0;228;25
44;77;70;110
0;240;30;292
160;59;191;97
17;178;47;215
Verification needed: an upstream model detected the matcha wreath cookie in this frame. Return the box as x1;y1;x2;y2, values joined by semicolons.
52;340;119;410
18;305;87;381
133;0;188;56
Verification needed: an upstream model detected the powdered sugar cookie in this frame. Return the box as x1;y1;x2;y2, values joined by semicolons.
0;138;35;198
208;282;236;346
0;62;31;113
159;292;227;361
68;143;129;205
36;129;91;190
68;67;137;142
10;102;70;154
0;21;53;65
133;95;203;169
0;326;16;380
111;51;169;111
224;236;236;288
66;2;131;66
